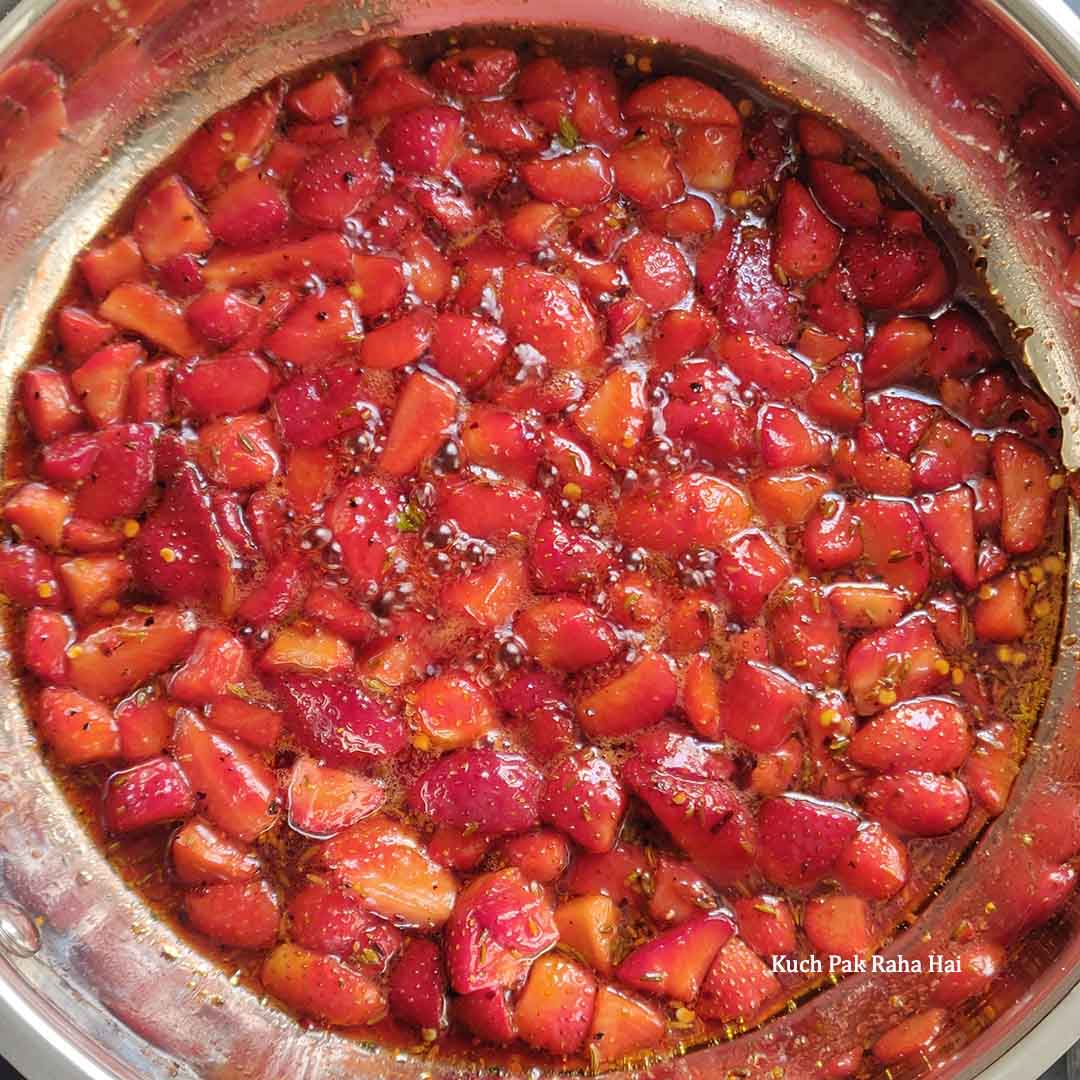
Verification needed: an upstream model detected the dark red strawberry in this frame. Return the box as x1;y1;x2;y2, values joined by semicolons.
916;487;978;589
846;614;946;715
927;307;998;380
773;177;841;279
444;868;557;994
129;462;233;607
623;754;755;886
389;938;448;1032
409;749;543;837
756;794;859;887
717;530;792;621
290;136;379;226
805;160;882;227
540;749;625;853
993;434;1053;554
276;674;406;764
853;497;930;597
274;365;370;448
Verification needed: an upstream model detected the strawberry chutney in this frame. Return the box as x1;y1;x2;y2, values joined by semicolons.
1;31;1070;1075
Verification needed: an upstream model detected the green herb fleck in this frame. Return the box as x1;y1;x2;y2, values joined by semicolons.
395;503;426;533
557;115;579;149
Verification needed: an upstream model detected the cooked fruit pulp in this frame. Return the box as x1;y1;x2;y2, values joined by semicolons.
2;27;1068;1073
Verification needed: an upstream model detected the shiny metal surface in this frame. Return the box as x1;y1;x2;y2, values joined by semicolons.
0;0;1077;1077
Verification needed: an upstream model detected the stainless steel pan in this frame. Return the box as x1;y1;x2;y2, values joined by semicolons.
1;0;1079;1076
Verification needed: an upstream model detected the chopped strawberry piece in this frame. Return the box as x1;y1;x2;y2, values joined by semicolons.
846;615;946;715
522;147;613;208
290;136;379;226
172;818;261;885
621;231;692;311
617;910;734;1002
827;582;906;630
733;896;797;958
515;952;596;1055
173;711;279;842
759;405;832;469
717;530;792;621
275;674;407;764
851;697;971;773
79;234;144;300
429;312;507;389
129;463;234;608
288;881;400;965
529;517;611;594
167;627;251;703
623;754;755;886
751;471;832;527
715;232;799;343
611;133;684;209
715;331;811;397
444;868;558;994
287;756;384;838
102;755;195;833
804;493;863;572
864;393;937;457
410;748;542;836
500;829;570;884
499;265;602;372
261;943;386;1026
927;306;997;380
67;606;197;699
274;364;369;448
803;894;872;961
574;365;648;467
99;282;200;357
516;597;617;672
916;486;978;588
540;749;625;853
21;367;84;442
617;473;751;554
697;936;781;1022
853;497;930;597
676;124;741;191
973;570;1029;642
184;878;280;950
806;358;864;430
203;232;353;288
835;822;910;900
862;771;970;836
133;174;212;266
774;177;841;279
70;341;144;428
757;794;859;887
841;227;943;311
992;433;1053;554
805;159;883;227
663;359;756;466
389;938;448;1032
577;654;678;737
313;816;457;929
380;369;458;477
37;686;120;765
767;578;843;686
23;608;70;683
715;661;807;752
